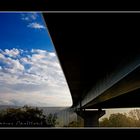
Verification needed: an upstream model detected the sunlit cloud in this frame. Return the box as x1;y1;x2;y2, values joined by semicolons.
2;48;20;58
0;48;72;107
27;22;45;29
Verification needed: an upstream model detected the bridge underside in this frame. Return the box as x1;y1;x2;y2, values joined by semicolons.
82;65;140;109
44;13;140;109
88;88;140;109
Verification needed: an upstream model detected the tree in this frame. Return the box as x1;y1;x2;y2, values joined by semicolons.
99;118;110;127
0;106;57;127
128;109;140;126
67;121;83;127
99;113;135;127
46;113;58;127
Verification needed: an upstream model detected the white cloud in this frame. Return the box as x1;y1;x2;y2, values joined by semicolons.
21;17;29;21
0;48;72;107
21;13;38;21
27;22;45;30
30;13;38;20
31;49;46;54
20;13;45;31
0;56;24;74
0;53;4;59
3;48;20;58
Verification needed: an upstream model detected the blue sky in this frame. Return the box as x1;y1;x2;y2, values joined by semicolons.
0;12;54;51
0;13;72;107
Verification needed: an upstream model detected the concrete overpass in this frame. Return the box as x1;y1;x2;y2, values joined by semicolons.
43;13;140;126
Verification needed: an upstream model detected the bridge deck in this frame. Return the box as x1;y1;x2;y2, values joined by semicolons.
44;13;140;108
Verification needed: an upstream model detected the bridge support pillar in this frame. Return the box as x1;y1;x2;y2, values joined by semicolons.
76;109;105;127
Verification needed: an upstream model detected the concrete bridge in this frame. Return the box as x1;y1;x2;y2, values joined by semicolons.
43;13;140;126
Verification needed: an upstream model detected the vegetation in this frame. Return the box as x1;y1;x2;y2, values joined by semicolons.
46;113;58;127
67;117;84;127
67;121;81;127
1;106;140;127
66;109;140;127
99;109;140;127
0;106;57;127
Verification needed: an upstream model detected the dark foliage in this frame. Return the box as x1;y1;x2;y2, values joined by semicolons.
0;106;57;127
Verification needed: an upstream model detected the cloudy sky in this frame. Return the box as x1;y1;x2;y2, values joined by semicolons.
0;12;72;107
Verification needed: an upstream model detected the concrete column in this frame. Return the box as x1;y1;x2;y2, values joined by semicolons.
76;109;105;127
